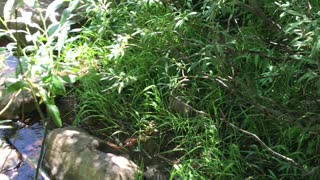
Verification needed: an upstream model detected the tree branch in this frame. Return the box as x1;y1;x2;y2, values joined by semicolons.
170;96;307;173
219;109;306;173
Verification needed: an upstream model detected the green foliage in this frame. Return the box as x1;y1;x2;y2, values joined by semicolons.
0;120;13;129
72;0;320;178
0;0;85;127
1;0;318;179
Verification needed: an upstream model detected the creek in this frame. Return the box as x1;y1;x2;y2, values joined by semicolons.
1;52;46;179
1;122;45;180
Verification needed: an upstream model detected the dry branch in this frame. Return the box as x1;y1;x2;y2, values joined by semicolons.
219;109;306;173
172;96;307;173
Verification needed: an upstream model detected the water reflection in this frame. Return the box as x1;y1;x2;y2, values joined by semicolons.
6;123;45;180
0;52;18;77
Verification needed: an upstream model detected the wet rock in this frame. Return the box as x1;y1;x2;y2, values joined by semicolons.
169;95;209;117
0;54;37;120
43;127;140;180
0;173;9;180
144;165;168;180
0;89;35;120
0;139;22;172
0;0;84;45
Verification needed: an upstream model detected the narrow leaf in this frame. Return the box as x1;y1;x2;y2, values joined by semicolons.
7;80;28;93
51;75;66;95
47;104;62;127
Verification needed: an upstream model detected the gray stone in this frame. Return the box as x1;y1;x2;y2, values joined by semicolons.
0;0;67;25
0;139;22;172
0;0;84;45
145;165;168;180
0;88;35;120
0;173;9;180
0;76;36;120
43;127;140;180
169;95;208;117
0;53;37;120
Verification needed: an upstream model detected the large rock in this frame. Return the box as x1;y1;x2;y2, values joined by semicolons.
0;0;67;25
43;127;140;180
0;54;36;120
0;0;84;45
0;88;35;120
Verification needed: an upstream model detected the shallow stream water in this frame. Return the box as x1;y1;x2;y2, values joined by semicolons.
1;52;46;179
0;53;18;77
4;122;45;180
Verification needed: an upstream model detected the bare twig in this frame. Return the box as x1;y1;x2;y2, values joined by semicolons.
170;96;307;173
218;109;306;173
234;0;282;32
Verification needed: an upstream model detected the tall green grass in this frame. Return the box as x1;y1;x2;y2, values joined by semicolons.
72;0;319;179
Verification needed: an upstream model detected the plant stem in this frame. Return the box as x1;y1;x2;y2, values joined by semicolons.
24;79;49;180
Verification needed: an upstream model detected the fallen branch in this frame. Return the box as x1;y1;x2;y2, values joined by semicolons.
219;109;306;173
170;96;307;173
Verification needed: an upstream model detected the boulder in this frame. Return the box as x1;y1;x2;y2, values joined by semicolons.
0;0;67;24
43;127;140;180
0;0;84;45
0;55;36;120
0;88;35;120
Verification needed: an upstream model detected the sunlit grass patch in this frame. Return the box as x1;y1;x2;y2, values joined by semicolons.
71;0;320;179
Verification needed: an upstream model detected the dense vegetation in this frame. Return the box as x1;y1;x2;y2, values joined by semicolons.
1;0;320;179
